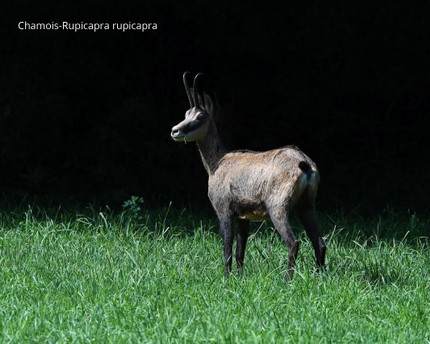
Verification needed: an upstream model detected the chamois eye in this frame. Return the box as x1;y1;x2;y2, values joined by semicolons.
197;114;205;121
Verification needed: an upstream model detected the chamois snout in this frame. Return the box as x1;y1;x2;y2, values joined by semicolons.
171;125;184;141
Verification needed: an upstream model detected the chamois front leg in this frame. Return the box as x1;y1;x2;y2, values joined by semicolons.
219;216;233;275
268;207;299;281
236;219;250;274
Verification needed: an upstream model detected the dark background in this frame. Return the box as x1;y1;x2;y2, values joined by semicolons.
1;1;429;213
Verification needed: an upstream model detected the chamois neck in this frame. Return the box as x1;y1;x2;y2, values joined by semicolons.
196;121;226;175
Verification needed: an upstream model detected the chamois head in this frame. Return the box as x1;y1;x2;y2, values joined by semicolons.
171;72;214;143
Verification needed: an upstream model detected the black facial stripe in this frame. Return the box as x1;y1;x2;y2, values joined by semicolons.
182;120;203;134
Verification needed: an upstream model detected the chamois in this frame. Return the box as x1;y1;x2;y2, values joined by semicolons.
171;72;326;280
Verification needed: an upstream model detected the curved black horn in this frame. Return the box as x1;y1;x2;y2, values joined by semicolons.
193;73;204;108
183;71;194;108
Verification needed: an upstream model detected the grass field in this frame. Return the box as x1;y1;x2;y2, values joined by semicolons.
0;202;429;343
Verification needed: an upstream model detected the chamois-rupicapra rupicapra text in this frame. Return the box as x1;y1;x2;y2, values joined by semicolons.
171;72;326;280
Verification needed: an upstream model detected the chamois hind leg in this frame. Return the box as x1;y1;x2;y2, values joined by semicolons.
268;207;299;281
219;216;233;276
296;199;326;269
236;219;250;274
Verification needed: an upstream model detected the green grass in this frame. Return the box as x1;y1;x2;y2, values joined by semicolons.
0;205;429;343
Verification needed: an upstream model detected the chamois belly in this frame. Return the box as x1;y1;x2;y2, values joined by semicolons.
233;202;270;221
225;176;272;221
237;211;269;221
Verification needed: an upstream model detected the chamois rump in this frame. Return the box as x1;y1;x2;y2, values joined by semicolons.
171;72;326;280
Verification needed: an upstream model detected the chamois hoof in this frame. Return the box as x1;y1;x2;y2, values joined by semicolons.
285;268;296;282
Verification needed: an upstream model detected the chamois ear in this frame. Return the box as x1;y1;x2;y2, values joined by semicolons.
203;92;215;117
